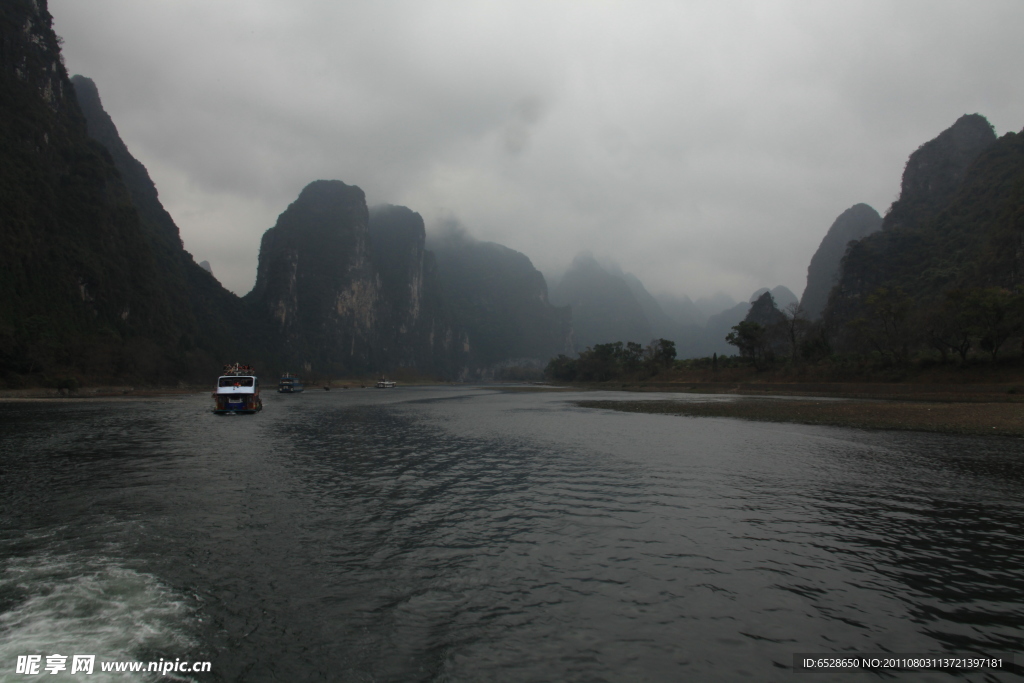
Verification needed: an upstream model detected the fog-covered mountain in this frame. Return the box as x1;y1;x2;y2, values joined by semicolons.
427;227;572;373
654;293;706;328
622;273;678;340
749;286;798;310
694;292;739;322
550;253;653;350
548;252;794;358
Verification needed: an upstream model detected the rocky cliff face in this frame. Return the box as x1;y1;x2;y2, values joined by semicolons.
368;204;466;373
247;183;465;376
0;0;207;383
71;75;266;371
428;228;571;371
799;203;881;320
70;76;181;259
247;180;378;373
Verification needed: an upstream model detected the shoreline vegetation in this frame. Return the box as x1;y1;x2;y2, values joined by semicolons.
539;339;1024;436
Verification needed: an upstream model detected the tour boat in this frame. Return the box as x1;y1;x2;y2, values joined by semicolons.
278;373;304;393
213;364;263;414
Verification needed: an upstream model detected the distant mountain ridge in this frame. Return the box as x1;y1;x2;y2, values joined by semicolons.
550;253;653;350
623;273;678;341
750;286;797;309
549;252;800;359
655;292;707;328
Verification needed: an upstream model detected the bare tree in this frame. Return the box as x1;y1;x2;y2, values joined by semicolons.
782;302;809;363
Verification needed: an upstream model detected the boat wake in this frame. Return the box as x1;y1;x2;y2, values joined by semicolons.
0;551;197;682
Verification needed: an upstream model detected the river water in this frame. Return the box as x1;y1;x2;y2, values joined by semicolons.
0;386;1021;681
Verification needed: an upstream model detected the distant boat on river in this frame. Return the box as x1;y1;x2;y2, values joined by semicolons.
278;373;304;393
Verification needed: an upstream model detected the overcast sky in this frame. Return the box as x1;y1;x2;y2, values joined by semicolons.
51;0;1024;300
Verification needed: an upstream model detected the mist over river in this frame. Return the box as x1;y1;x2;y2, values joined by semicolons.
1;387;1022;682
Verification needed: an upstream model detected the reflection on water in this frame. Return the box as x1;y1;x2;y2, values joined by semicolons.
1;388;1022;681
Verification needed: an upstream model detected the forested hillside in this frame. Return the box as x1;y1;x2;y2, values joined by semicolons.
824;116;1023;363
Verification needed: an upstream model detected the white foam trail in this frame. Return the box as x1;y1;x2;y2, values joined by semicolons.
0;554;196;682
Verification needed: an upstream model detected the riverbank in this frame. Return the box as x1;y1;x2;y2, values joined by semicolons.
0;386;203;401
584;380;1024;402
576;396;1024;437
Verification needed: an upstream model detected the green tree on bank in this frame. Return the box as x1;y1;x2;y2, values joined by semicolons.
545;339;676;381
724;284;1024;372
725;321;770;370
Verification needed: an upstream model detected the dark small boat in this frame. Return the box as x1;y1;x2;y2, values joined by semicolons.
278;373;304;393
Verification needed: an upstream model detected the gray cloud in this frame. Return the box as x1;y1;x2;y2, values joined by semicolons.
51;0;1024;298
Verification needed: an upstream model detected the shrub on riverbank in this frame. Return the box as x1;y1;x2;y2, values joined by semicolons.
546;341;1024;386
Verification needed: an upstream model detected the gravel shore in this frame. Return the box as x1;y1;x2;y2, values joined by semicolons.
576;397;1024;437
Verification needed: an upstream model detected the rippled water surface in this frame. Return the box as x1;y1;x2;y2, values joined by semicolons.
1;387;1022;681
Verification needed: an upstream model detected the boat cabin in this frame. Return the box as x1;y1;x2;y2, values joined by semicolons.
213;372;262;414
